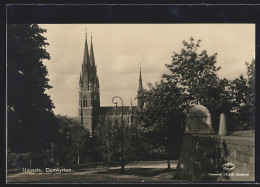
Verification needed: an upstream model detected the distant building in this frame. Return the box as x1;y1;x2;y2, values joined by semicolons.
71;31;144;136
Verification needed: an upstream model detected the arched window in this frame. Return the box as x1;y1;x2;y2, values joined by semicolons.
83;97;87;108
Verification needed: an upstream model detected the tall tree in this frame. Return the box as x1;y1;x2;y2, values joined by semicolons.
94;116;122;162
228;59;255;130
54;115;91;166
246;59;255;129
164;37;231;131
7;24;56;153
136;80;186;167
229;75;250;130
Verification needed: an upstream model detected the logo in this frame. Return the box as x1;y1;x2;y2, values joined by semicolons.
222;163;236;171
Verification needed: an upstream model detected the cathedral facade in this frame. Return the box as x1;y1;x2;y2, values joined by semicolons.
73;32;144;136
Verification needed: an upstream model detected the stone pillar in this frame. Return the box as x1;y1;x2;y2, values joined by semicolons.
218;113;227;136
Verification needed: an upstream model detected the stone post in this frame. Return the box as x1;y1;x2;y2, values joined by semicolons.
185;105;214;134
218;113;227;136
176;105;215;181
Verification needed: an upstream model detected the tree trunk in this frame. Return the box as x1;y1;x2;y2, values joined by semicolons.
167;160;171;169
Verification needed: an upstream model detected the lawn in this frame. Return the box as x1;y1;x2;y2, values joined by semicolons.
7;160;179;183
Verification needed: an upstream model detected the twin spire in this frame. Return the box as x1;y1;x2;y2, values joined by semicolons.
80;29;144;109
83;30;95;67
80;29;99;92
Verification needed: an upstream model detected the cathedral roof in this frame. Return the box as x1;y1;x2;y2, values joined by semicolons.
99;106;138;116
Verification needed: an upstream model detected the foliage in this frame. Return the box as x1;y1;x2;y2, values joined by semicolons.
163;37;235;131
136;80;186;161
228;75;250;130
164;38;220;104
7;150;50;169
228;59;255;130
126;119;168;161
94;116;122;162
7;148;18;169
135;37;255;165
54;115;91;166
135;37;229;162
93;112;165;162
246;59;255;129
7;24;57;153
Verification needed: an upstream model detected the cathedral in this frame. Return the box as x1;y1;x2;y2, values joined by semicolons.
72;31;144;136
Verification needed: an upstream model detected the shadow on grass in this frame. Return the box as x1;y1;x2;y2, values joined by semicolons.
7;167;178;183
72;161;121;169
96;167;177;177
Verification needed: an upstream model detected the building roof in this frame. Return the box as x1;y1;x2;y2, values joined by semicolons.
99;106;138;116
70;106;139;122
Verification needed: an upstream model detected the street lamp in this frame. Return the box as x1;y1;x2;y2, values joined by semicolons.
112;96;125;174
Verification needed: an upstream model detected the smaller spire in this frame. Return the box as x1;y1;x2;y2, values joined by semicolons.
138;63;143;90
138;63;144;110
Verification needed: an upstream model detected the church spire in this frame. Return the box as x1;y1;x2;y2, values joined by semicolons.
138;64;143;92
83;29;90;67
78;30;100;132
90;32;96;67
89;32;98;91
137;64;144;110
81;29;91;90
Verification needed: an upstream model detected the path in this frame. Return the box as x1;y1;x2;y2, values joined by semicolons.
7;160;179;183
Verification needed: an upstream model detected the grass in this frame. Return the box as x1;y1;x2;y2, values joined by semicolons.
7;160;179;183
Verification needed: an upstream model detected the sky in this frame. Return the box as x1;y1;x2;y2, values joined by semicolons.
39;24;255;117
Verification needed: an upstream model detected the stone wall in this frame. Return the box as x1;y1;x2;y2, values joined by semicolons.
176;133;255;182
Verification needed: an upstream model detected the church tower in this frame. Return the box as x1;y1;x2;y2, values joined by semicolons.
79;31;100;135
137;65;144;110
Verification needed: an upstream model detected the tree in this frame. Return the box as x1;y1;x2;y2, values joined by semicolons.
164;37;232;131
94;113;154;163
136;80;186;168
124;121;153;161
54;115;91;166
246;59;255;129
229;75;250;130
94;116;122;162
7;24;57;153
228;59;255;130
